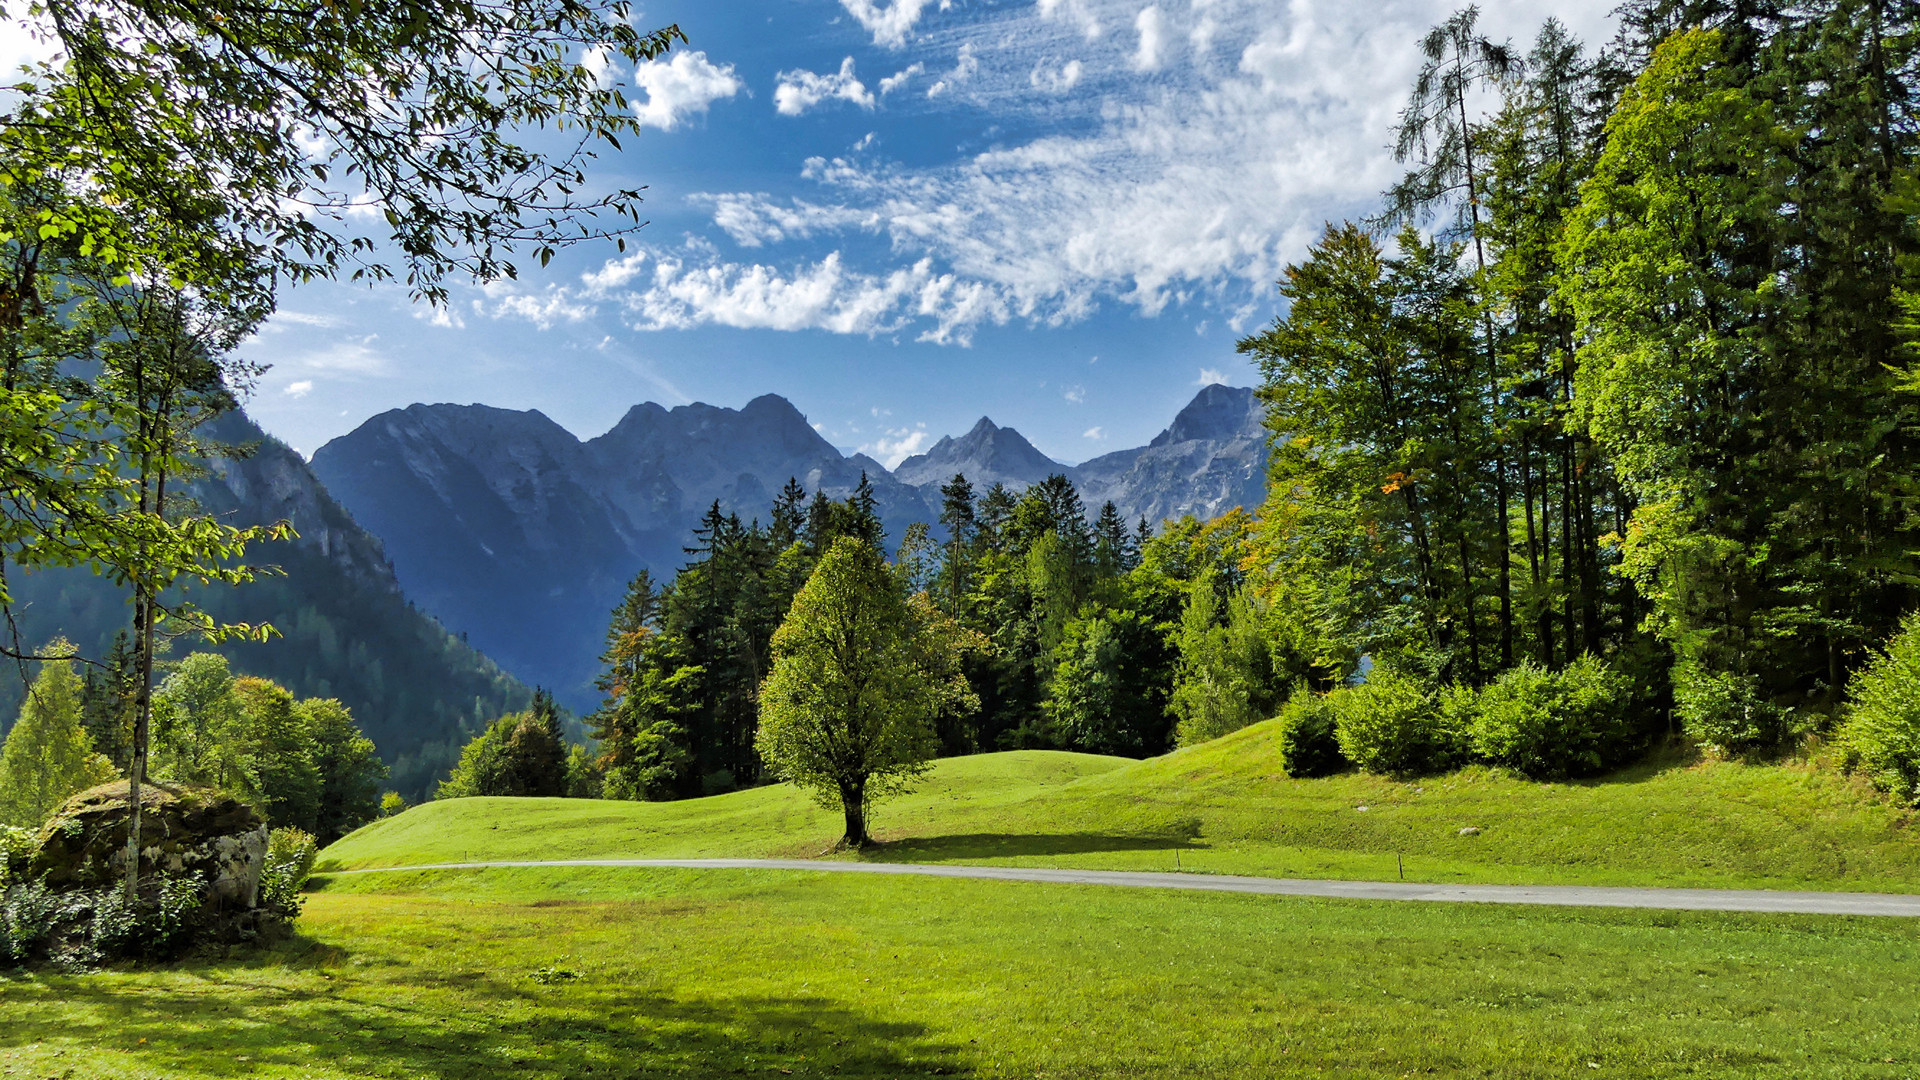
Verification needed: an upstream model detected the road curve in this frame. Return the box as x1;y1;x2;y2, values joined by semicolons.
323;858;1920;917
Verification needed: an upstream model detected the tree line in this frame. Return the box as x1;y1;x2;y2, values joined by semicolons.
577;470;1286;801
0;641;386;845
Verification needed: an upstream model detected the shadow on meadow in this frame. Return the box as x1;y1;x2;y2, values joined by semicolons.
0;937;973;1079
868;830;1205;862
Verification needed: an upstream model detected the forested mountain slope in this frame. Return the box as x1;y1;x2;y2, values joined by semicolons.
2;410;533;800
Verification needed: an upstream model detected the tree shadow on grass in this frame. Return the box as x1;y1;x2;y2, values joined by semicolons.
868;831;1205;862
0;937;973;1079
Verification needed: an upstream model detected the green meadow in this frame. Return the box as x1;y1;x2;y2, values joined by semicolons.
3;866;1919;1079
322;720;1920;894
7;727;1920;1079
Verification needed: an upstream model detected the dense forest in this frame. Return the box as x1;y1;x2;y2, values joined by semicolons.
577;0;1920;803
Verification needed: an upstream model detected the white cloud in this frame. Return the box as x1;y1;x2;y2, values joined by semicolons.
0;13;57;78
1082;426;1104;440
593;2;1622;347
860;425;932;468
1030;58;1084;94
480;282;594;330
581;251;650;294
840;0;946;49
270;310;339;329
632;51;743;130
280;341;389;376
697;195;879;248
925;43;978;98
1132;6;1166;72
880;63;924;96
1038;0;1103;41
413;304;465;329
1197;367;1228;386
1063;385;1086;403
283;380;314;398
776;57;876;116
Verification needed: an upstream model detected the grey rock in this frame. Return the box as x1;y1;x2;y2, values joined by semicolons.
29;781;267;908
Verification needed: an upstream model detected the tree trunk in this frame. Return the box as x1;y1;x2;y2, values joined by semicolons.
840;778;869;848
124;468;163;904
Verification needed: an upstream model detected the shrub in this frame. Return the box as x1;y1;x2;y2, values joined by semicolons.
261;827;319;916
1839;613;1920;804
1275;689;1344;778
1676;662;1792;755
0;825;34;891
0;878;58;964
1462;655;1636;780
87;874;205;960
378;791;410;818
1331;671;1463;777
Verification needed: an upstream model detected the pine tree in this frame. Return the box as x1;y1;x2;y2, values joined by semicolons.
770;478;808;548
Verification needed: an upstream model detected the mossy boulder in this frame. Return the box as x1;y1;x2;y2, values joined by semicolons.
27;781;267;908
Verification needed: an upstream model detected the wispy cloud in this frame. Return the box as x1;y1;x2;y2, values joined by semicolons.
1197;367;1228;386
283;380;314;398
1082;425;1104;440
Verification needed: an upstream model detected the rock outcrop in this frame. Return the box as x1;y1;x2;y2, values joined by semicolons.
28;781;268;908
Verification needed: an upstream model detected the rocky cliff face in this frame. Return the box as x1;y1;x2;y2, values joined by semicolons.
1069;384;1269;524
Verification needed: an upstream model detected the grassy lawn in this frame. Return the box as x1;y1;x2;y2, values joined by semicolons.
3;866;1918;1079
324;722;1920;893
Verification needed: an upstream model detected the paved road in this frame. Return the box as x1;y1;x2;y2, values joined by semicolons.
325;858;1920;917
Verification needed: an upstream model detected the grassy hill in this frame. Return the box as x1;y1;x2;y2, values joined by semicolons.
324;720;1920;893
14;728;1920;1079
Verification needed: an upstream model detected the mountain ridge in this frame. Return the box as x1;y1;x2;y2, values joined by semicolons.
310;385;1270;707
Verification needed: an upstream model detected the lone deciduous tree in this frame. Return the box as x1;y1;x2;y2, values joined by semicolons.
757;537;982;848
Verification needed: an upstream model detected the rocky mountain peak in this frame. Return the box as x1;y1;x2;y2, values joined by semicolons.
894;416;1062;489
1149;383;1262;448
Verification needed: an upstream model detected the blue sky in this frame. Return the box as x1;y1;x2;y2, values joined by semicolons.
135;0;1613;463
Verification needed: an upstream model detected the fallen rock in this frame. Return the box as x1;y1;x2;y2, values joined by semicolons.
3;781;285;964
1458;826;1482;837
29;781;267;907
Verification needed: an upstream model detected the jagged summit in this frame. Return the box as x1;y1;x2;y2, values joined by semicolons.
893;416;1062;490
308;384;1270;707
1150;383;1259;448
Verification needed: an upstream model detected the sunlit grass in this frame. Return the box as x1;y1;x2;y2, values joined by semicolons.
325;724;1920;893
4;867;1918;1079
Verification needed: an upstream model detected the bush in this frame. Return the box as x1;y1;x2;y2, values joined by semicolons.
1275;689;1344;778
0;878;58;964
378;791;409;818
1839;613;1920;804
1460;655;1637;780
1676;662;1792;755
86;874;205;960
1331;671;1463;777
0;825;34;891
260;827;319;916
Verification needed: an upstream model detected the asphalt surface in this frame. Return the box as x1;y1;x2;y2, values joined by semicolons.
326;857;1920;917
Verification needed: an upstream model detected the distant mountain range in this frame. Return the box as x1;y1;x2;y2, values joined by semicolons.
310;384;1270;710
